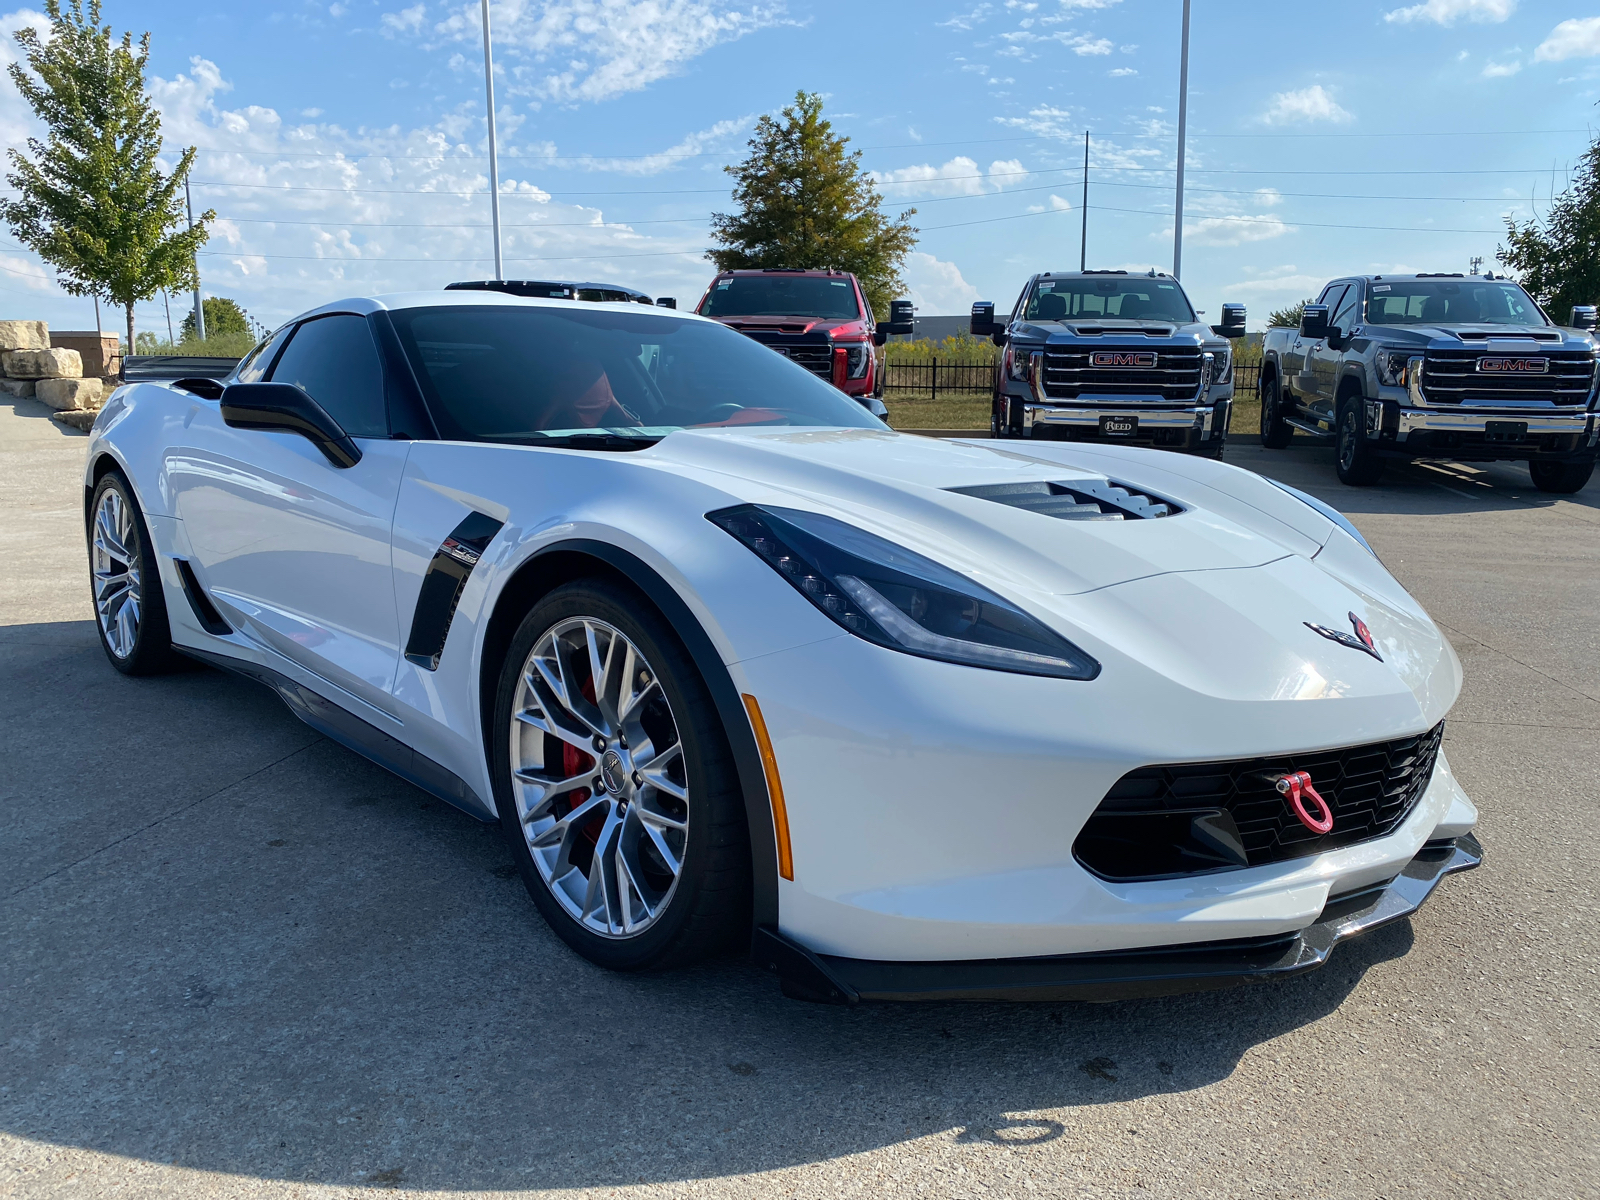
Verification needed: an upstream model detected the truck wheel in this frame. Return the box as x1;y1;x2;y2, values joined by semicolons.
1259;372;1291;449
1528;459;1594;494
1335;398;1385;486
990;395;1009;438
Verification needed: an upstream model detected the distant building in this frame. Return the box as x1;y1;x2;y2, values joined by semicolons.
890;314;970;343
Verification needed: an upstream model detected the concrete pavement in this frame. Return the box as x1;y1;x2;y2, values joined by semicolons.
2;399;1596;1199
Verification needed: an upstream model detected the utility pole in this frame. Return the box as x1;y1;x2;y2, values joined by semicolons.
185;179;206;340
163;290;174;346
1172;0;1191;280
1080;130;1089;271
1469;255;1484;275
481;0;504;280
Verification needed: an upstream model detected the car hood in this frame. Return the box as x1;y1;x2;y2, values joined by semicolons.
1359;324;1592;350
1011;318;1215;344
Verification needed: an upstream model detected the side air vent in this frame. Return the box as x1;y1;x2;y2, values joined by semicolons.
174;558;232;635
948;479;1183;521
404;511;506;671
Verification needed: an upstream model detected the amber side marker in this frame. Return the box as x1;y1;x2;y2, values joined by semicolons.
741;693;793;881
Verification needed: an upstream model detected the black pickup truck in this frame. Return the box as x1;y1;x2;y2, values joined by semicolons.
1259;274;1600;492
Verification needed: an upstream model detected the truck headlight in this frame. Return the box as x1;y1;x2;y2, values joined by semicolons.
1375;350;1412;387
1005;343;1037;380
840;342;871;379
709;505;1100;680
1209;346;1232;384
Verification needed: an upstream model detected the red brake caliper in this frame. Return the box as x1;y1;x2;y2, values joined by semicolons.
1277;771;1334;835
558;674;605;846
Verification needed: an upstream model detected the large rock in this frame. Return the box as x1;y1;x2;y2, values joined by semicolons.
36;376;101;411
3;347;82;379
52;409;97;432
0;320;48;352
0;378;35;398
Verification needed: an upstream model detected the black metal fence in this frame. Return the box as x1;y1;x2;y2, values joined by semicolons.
881;358;1262;400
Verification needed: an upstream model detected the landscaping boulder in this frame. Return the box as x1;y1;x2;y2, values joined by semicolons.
3;347;82;379
51;409;98;432
0;379;35;398
36;376;102;411
0;320;48;352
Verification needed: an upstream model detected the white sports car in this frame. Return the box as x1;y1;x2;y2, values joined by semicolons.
83;290;1480;1003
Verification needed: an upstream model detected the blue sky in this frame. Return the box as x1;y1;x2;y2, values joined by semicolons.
2;0;1599;338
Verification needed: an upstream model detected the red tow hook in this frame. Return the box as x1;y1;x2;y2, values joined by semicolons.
1277;771;1334;834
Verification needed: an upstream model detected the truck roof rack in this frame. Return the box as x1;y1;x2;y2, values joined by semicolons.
1415;273;1464;278
1080;269;1129;275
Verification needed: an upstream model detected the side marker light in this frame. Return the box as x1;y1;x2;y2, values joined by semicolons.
742;694;793;881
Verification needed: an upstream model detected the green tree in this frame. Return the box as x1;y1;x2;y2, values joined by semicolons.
0;0;213;356
1268;300;1308;327
708;91;918;318
1499;130;1600;321
180;296;250;341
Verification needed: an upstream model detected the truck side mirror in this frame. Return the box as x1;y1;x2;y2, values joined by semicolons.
885;299;915;336
1212;302;1246;339
1570;305;1597;332
970;301;996;337
655;297;676;309
1299;304;1330;341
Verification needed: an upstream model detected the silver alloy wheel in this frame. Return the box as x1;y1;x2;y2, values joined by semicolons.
1338;408;1358;471
92;486;142;659
509;617;690;938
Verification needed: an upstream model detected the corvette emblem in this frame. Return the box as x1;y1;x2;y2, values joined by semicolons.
600;750;627;794
1304;611;1383;662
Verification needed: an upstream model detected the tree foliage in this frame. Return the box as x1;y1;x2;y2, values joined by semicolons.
1499;130;1600;321
0;0;212;353
1268;300;1308;327
708;92;918;319
180;296;250;341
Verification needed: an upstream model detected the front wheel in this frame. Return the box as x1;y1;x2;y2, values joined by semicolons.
1335;398;1385;486
1259;372;1292;449
491;579;750;971
1528;459;1595;494
88;470;180;675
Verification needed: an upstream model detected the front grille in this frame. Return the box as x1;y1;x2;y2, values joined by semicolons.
1421;350;1596;405
1073;723;1444;882
1043;345;1202;401
750;341;831;379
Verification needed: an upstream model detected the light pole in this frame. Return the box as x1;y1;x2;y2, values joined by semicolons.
185;178;206;340
1172;0;1191;280
1080;130;1089;271
481;0;504;280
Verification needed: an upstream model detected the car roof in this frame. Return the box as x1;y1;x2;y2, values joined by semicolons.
285;290;710;324
1346;274;1505;284
1033;270;1181;281
446;278;654;301
714;268;856;279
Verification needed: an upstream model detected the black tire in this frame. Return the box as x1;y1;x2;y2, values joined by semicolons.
491;578;751;971
990;394;1008;438
1335;397;1385;486
1528;459;1595;494
87;470;181;676
1259;371;1292;449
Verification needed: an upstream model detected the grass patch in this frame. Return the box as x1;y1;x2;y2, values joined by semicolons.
885;392;989;431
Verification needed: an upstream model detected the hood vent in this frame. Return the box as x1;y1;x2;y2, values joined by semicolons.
1069;325;1175;338
949;479;1183;522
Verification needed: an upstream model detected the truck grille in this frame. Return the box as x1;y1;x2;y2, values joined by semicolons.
1043;345;1203;401
1073;723;1444;882
745;340;831;379
1421;349;1596;406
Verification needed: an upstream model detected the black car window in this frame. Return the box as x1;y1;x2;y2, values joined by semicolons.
268;314;387;437
235;327;292;384
1332;286;1360;334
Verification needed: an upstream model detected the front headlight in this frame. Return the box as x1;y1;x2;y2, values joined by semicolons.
843;342;872;379
1005;342;1036;380
708;505;1101;680
1375;349;1411;387
1210;346;1232;384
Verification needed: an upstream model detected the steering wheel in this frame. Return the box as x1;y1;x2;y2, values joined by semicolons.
699;403;746;422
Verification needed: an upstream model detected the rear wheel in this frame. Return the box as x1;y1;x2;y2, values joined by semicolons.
491;579;750;971
1528;459;1594;494
1259;372;1291;449
88;470;180;676
1335;397;1385;486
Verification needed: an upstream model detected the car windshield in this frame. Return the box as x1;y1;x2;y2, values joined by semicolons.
1022;277;1196;323
698;275;861;319
389;304;883;444
1364;280;1547;327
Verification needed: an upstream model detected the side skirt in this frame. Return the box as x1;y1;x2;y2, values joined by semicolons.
180;645;497;823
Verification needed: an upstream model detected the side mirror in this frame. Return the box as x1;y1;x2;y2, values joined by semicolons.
1299;304;1330;341
970;300;997;339
655;297;677;309
883;298;915;337
220;382;362;468
1570;305;1597;332
1212;302;1247;340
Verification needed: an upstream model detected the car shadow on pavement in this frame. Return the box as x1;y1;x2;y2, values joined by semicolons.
0;620;1429;1192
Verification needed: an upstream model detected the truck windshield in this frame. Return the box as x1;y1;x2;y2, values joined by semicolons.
699;275;861;319
1364;281;1547;327
1023;277;1196;323
389;304;882;445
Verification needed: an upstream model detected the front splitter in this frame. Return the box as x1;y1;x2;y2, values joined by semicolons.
756;833;1482;1004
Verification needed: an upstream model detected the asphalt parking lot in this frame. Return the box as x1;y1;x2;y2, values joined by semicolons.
2;394;1596;1200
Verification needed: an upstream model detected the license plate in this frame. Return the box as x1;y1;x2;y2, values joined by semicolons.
1099;414;1138;437
1483;420;1528;442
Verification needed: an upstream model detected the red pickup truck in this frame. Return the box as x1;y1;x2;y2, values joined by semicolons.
695;268;906;417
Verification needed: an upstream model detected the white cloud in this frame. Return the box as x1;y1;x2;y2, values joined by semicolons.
1108;66;1136;76
1224;267;1324;296
901;252;980;314
871;157;1028;199
380;3;427;35
994;104;1073;139
567;115;749;173
1481;58;1521;76
1254;187;1283;207
0;253;54;292
1024;194;1072;213
1176;214;1291;247
939;3;992;31
1262;84;1352;125
1535;17;1600;62
1384;0;1515;25
421;0;787;105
